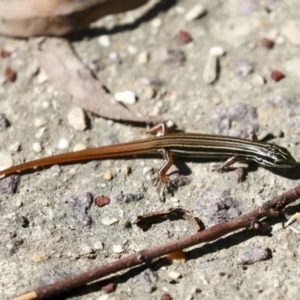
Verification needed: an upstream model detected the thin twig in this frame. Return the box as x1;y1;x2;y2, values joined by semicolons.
14;185;300;300
133;207;201;232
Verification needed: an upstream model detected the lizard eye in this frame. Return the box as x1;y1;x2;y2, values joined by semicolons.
271;155;282;163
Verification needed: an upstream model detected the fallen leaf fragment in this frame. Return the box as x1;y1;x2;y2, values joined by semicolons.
166;250;186;264
134;208;200;232
33;37;161;124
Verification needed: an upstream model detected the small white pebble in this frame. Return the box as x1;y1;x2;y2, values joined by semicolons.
286;251;295;258
32;142;42;153
80;245;93;255
73;144;87;152
0;152;13;171
15;199;23;207
40;199;50;206
101;217;118;226
108;51;121;63
98;35;110;47
58;138;70;150
151;18;162;28
68;168;77;175
108;52;117;60
276;35;285;44
67;107;87;131
35;127;46;139
185;4;206;21
103;169;113;181
33;117;48;128
168;270;182;280
56;235;63;242
212;96;221;104
151;106;160;117
170;197;179;203
252;75;265;86
114;91;137;104
113;244;124;253
97;295;109;300
127;45;138;55
209;46;225;57
9;142;21;152
3;213;16;220
137;51;149;64
203;54;218;84
42;101;50;108
37;69;48;83
142;166;152;175
51;165;61;176
32;254;50;263
166;120;175;128
143;87;156;99
93;241;104;250
122;165;131;175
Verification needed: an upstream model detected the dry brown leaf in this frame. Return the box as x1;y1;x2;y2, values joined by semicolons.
0;0;149;37
33;37;162;124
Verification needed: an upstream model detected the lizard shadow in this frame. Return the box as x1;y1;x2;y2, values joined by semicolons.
169;131;300;180
172;158;300;181
265;163;300;180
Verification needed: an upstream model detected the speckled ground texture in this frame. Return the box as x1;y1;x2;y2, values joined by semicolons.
2;0;300;299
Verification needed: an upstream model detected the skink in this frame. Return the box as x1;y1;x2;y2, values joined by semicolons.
0;124;296;187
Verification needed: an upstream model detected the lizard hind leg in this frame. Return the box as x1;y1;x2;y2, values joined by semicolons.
156;149;176;200
214;131;260;172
